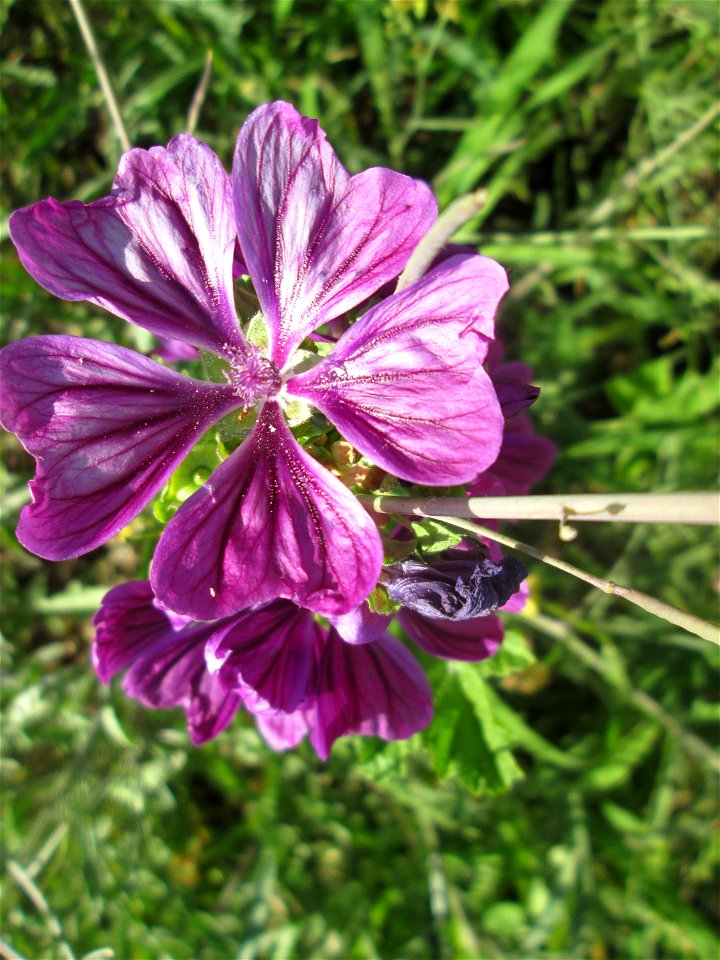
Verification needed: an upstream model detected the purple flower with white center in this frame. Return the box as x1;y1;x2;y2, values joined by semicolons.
93;581;432;758
1;101;508;620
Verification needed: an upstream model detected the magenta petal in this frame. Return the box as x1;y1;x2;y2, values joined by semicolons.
311;629;433;759
10;137;243;356
492;375;540;418
330;603;392;645
93;581;242;744
92;581;172;683
0;336;238;559
287;254;507;484
256;711;311;751
150;336;201;363
398;608;504;662
470;416;557;497
205;600;319;713
124;633;242;745
233;101;437;368
152;401;383;620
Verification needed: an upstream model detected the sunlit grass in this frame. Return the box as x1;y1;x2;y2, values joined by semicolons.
1;1;718;957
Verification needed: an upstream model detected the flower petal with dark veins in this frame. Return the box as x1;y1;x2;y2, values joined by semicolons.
287;254;507;484
151;401;383;620
0;336;239;560
10;135;244;356
233;101;437;368
93;581;242;744
206;599;320;714
398;608;505;662
310;628;433;760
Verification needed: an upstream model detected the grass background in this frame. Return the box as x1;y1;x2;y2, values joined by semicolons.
1;0;718;957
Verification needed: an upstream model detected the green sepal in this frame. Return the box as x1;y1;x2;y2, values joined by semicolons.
200;349;229;384
283;397;314;428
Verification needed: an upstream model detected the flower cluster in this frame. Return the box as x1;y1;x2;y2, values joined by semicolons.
1;102;554;757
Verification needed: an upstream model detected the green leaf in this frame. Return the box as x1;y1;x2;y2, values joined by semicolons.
477;628;536;678
582;720;659;792
424;668;524;794
411;518;463;558
153;430;221;524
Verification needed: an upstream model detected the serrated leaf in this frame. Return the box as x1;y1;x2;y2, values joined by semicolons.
424;670;524;794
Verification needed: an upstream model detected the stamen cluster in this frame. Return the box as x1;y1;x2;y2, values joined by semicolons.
223;342;281;410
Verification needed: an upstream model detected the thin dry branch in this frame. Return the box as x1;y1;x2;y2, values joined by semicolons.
68;0;130;153
186;50;214;136
395;188;488;290
364;492;718;526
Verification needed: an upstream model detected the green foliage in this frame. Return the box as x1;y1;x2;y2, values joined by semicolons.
411;518;463;558
1;0;718;958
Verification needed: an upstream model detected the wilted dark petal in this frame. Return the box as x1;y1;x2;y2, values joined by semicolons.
384;555;527;621
92;581;242;744
287;254;506;484
152;401;383;620
470;416;557;497
311;629;433;760
0;336;238;560
205;600;319;713
398;608;504;662
10;137;243;356
233;101;437;368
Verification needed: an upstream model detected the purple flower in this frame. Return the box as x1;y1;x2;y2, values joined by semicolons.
1;101;508;620
93;581;432;758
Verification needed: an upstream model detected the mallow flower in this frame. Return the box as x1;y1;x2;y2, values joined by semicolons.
92;581;433;758
89;344;552;758
1;101;508;620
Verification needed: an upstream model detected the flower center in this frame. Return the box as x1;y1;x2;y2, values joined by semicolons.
224;344;281;410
